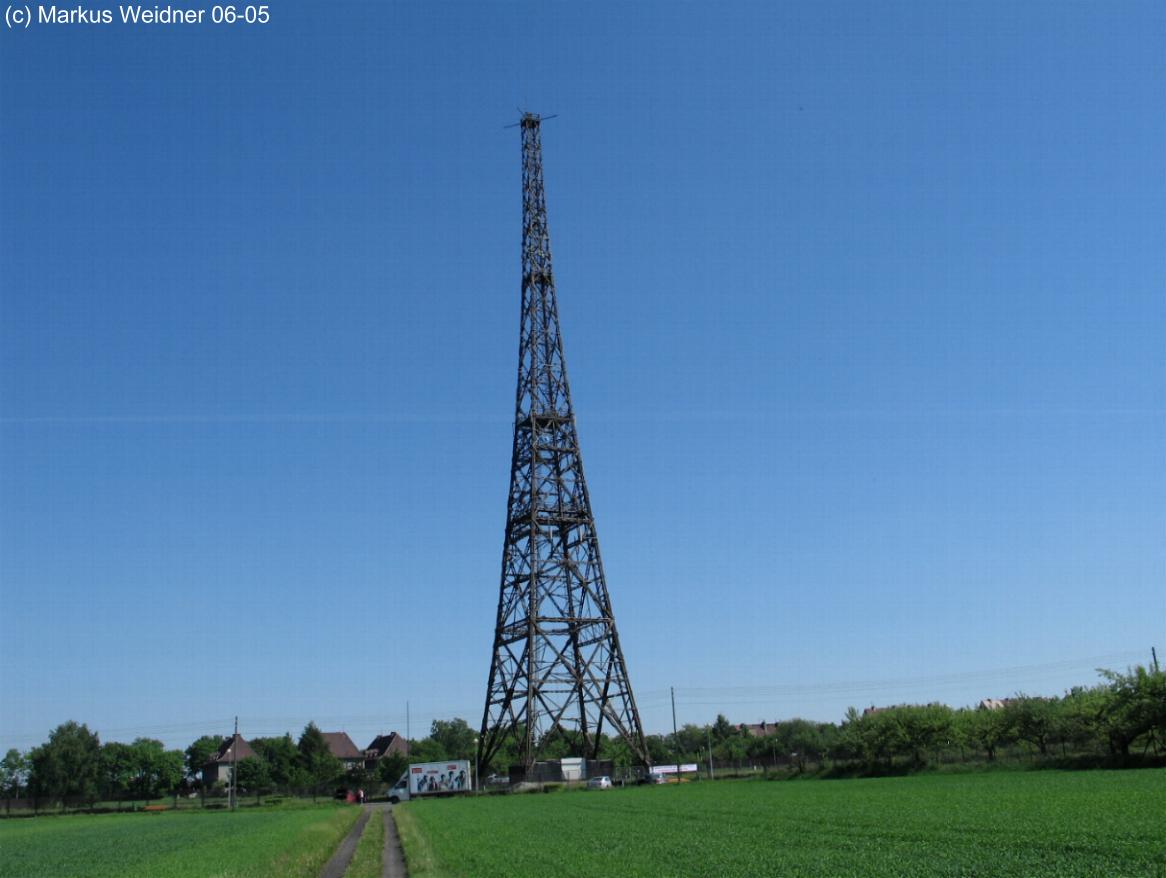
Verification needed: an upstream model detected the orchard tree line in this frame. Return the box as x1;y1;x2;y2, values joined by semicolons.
457;665;1166;776
654;665;1166;774
470;664;1165;775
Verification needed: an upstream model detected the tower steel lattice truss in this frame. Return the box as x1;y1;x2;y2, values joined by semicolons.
478;114;650;772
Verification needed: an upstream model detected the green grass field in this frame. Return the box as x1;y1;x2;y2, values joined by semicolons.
346;807;385;878
0;802;360;878
396;770;1166;877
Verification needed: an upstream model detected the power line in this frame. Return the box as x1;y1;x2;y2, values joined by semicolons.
0;649;1148;748
668;650;1145;700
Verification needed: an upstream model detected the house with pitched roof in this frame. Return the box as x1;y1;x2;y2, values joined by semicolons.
363;731;408;770
322;731;364;773
203;733;257;786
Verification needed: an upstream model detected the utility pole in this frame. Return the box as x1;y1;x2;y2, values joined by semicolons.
671;687;679;778
707;724;715;781
1153;647;1159;673
406;701;411;757
231;716;238;811
478;112;649;775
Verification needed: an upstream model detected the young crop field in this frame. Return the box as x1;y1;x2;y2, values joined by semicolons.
396;769;1166;877
0;802;360;878
344;806;386;878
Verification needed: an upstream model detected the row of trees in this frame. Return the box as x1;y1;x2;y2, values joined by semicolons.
1;722;202;811
459;665;1165;774
5;665;1161;807
459;665;1165;776
651;665;1166;773
0;722;185;811
1;718;483;811
2;721;393;810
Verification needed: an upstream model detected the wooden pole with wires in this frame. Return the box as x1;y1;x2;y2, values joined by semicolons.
231;716;238;811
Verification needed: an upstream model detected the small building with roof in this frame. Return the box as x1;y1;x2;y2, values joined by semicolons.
322;731;364;772
978;698;1016;710
203;733;257;786
364;731;409;770
740;721;780;737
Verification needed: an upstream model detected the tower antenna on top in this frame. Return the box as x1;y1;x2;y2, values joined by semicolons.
504;111;558;129
478;114;649;777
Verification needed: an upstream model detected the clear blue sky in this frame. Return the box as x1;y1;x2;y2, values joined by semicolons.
1;1;1162;753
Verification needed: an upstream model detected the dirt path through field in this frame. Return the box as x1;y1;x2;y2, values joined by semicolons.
319;806;372;878
382;806;408;878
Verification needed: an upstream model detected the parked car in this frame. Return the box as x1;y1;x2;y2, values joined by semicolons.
587;775;612;790
636;771;668;785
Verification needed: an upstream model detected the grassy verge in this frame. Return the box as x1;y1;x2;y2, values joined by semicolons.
398;769;1166;877
343;808;385;878
394;805;440;876
3;794;343;817
0;802;361;878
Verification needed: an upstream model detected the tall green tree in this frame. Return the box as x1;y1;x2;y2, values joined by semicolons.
711;714;736;744
28;721;101;807
376;752;410;786
780;719;828;770
128;738;183;799
234;757;271;803
251;734;299;788
839;709;877;765
816;722;841;766
297;723;342;800
1050;690;1098;756
645;734;671;765
99;742;136;803
1007;696;1056;757
674;724;709;759
405;736;441;763
428;718;476;760
1097;665;1166;755
833;708;864;763
709;715;746;765
896;704;955;765
1;749;30;813
957;706;1012;761
714;732;748;766
184;735;223;786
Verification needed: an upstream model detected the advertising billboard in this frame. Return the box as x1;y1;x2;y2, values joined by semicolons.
651;763;699;774
409;760;472;795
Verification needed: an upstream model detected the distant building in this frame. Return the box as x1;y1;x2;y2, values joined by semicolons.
364;731;409;770
322;732;364;772
740;721;779;737
978;698;1015;711
203;733;257;786
863;703;946;716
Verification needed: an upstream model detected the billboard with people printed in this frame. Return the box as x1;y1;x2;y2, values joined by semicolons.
408;760;472;796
